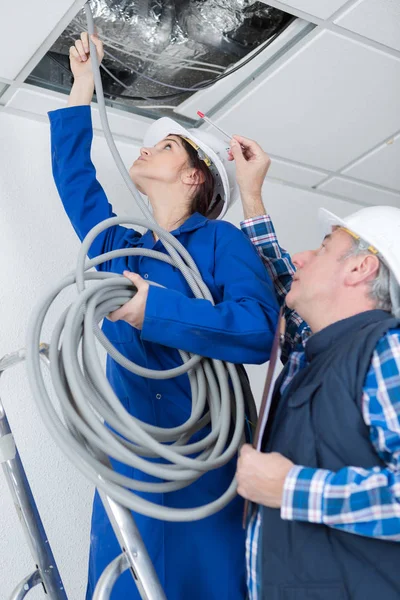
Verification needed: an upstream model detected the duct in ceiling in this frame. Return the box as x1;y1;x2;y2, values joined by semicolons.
26;0;293;119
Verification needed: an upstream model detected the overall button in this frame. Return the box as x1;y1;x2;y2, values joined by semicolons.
156;394;162;400
144;273;149;279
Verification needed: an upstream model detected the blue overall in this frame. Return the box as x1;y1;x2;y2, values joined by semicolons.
49;106;279;600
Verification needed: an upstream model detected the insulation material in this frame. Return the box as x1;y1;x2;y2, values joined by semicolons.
27;0;292;111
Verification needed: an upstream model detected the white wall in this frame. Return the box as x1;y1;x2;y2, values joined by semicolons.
0;111;360;598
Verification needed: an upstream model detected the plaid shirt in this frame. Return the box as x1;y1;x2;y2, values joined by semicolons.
241;215;400;599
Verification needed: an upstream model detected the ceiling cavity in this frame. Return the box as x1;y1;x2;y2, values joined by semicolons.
26;0;293;119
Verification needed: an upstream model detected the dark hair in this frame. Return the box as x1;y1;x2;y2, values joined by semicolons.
179;136;215;216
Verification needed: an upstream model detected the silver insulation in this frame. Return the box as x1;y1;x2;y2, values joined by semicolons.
29;0;291;107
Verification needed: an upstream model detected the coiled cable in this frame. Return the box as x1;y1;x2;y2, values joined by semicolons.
25;1;257;522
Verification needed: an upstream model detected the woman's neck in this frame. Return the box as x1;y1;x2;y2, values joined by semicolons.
147;185;191;235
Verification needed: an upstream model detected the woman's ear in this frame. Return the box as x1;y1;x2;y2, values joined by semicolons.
181;168;205;186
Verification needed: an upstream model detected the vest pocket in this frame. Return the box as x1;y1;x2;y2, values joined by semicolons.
281;583;347;600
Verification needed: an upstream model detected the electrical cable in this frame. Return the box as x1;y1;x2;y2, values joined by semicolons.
25;1;258;521
71;23;226;74
47;15;296;104
47;52;189;102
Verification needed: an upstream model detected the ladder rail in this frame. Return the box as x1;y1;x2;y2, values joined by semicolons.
0;348;67;600
0;348;167;599
9;570;42;600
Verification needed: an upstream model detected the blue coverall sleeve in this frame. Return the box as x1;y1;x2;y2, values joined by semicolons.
142;223;280;364
49;105;137;264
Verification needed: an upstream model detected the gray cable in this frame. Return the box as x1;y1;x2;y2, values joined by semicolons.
25;1;257;522
101;46;220;92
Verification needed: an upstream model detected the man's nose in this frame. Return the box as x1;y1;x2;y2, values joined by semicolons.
292;250;313;270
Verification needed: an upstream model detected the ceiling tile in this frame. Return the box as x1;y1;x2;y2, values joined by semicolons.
261;0;349;19
268;158;327;186
0;0;79;80
335;0;400;51
6;88;66;113
6;88;152;142
318;177;400;206
343;134;400;191
215;30;400;171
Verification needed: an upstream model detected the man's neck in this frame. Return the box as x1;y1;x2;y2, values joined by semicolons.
302;300;377;334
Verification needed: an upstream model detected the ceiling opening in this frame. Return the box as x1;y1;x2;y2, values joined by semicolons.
25;0;295;122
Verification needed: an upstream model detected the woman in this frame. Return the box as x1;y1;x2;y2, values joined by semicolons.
49;32;279;600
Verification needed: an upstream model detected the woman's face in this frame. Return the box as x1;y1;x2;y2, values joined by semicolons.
129;135;192;192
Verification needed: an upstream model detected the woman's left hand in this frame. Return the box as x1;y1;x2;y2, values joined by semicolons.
108;271;149;330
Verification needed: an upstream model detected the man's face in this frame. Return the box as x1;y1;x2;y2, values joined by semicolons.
286;228;354;313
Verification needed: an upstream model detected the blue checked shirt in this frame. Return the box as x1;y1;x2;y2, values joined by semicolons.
241;215;400;599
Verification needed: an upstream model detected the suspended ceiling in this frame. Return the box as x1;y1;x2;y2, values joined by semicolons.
0;0;399;208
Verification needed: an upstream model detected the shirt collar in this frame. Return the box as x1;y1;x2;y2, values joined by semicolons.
174;212;209;234
304;309;391;362
138;212;209;248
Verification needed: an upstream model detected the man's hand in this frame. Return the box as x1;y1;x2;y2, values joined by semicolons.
229;135;271;219
108;271;149;330
236;445;294;508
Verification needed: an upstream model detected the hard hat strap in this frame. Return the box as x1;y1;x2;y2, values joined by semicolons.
340;227;379;255
181;136;213;168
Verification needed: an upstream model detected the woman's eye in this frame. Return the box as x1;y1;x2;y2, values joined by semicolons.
164;143;172;150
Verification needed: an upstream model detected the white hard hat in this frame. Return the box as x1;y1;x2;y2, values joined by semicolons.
319;205;400;317
143;117;239;220
319;206;400;285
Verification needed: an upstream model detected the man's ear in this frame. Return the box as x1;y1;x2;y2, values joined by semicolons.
344;253;380;287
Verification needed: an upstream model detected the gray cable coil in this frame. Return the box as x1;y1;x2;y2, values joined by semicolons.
25;1;257;521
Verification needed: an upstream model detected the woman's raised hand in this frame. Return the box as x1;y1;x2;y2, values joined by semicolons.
69;32;104;80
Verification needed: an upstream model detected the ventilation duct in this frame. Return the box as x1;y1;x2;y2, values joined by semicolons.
26;0;293;118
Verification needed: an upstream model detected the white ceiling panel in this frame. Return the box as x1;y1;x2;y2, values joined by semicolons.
343;134;400;191
335;0;400;52
6;88;152;142
6;88;67;114
318;177;400;206
0;0;80;80
215;30;400;171
267;158;327;186
262;0;350;19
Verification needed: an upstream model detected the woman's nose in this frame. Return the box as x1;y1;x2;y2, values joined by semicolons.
140;147;151;157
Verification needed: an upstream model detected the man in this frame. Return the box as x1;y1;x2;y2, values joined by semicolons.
229;135;400;599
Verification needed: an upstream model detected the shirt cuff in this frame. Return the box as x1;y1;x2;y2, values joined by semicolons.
48;105;91;120
240;214;272;229
141;284;191;349
240;215;278;247
281;465;332;524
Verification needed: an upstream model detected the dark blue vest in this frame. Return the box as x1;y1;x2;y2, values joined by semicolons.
260;310;400;600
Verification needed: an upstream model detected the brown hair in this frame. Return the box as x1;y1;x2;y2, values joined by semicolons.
179;136;215;217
